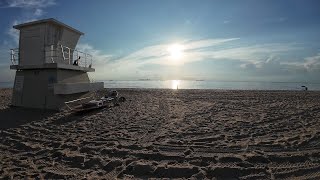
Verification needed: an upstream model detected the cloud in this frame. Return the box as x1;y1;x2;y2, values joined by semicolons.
303;53;320;71
277;53;320;73
7;20;20;45
75;43;116;80
108;38;242;68
183;38;239;51
76;38;303;80
211;43;297;61
238;52;320;83
240;55;290;74
76;43;113;65
2;0;55;8
34;8;43;16
265;17;287;23
2;33;315;82
149;41;299;66
223;20;230;24
7;18;40;46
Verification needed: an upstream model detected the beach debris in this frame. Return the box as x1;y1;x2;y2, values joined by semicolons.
65;90;126;113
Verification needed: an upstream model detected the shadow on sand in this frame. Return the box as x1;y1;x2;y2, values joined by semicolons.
0;105;110;129
0;106;57;130
51;107;109;125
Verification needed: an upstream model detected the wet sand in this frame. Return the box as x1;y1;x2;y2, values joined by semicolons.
1;88;320;179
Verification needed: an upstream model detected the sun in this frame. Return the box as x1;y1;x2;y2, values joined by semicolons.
167;44;184;60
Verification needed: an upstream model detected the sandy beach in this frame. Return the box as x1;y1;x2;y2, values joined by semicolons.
1;88;320;179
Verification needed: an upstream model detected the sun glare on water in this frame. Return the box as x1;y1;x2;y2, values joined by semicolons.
171;80;180;89
167;44;184;60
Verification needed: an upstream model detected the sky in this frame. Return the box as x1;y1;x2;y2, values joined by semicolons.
1;0;320;82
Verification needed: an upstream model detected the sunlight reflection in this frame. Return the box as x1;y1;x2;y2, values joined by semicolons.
171;80;180;89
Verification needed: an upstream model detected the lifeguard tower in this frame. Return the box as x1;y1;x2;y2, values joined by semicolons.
10;18;104;110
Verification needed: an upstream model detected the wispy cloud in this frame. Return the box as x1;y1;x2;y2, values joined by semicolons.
265;17;288;23
108;38;241;68
34;8;43;16
7;21;20;45
75;43;116;80
2;0;55;8
303;53;320;70
278;53;320;72
237;52;320;83
240;55;297;75
77;38;303;80
111;38;299;68
205;43;299;63
76;43;113;65
223;20;230;24
183;38;239;51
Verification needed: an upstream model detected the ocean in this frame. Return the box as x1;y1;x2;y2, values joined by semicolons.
103;80;320;90
1;80;320;90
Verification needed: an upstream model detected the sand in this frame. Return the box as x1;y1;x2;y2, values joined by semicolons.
0;88;320;179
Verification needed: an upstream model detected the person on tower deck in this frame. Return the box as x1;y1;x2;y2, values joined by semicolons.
73;56;80;66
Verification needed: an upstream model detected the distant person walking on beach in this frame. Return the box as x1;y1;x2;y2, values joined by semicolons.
301;85;308;91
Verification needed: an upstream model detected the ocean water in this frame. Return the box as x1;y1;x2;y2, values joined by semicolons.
103;80;320;91
0;82;14;88
1;80;320;90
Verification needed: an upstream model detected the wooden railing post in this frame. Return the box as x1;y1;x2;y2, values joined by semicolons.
68;48;71;65
51;45;54;62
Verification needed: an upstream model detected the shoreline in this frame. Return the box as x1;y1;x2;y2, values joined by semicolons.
2;79;320;91
1;87;318;91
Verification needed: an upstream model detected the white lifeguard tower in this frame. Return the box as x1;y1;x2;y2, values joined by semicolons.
10;18;104;110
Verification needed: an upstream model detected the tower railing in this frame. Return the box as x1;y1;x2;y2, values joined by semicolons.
10;44;93;68
10;48;19;65
47;44;93;68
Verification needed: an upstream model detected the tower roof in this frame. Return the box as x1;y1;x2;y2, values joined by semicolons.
13;18;84;35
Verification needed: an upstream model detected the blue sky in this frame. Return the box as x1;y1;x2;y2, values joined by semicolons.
1;0;320;82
